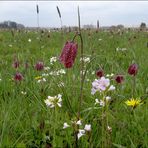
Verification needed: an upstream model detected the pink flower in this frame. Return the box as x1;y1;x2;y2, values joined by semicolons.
115;75;124;84
59;41;78;68
91;77;110;94
35;61;44;71
96;69;104;77
14;72;23;81
128;63;138;76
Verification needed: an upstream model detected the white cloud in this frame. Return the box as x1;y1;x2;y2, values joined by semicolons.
0;1;148;27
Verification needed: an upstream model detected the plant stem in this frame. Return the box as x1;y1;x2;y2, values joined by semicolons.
77;6;84;119
132;76;136;97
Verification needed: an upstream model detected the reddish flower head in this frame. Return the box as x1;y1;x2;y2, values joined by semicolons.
13;60;19;69
128;63;138;76
96;69;104;77
115;75;124;84
14;72;23;81
59;41;78;68
35;62;44;71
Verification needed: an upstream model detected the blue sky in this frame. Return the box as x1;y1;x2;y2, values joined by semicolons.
0;1;148;27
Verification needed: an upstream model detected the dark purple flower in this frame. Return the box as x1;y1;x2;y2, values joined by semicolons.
35;62;44;71
13;60;19;69
115;75;124;84
96;69;104;77
59;41;78;68
128;63;138;76
14;72;23;81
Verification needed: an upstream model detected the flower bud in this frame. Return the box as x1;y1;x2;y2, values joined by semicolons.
128;63;138;76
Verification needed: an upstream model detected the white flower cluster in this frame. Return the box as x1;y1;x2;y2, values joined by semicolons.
44;94;62;108
80;57;90;63
37;78;46;83
63;120;91;139
95;96;111;107
106;73;114;77
91;77;115;95
50;57;57;65
116;47;127;52
49;69;66;76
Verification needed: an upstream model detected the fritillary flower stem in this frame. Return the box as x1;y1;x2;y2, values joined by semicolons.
132;76;136;97
77;6;84;119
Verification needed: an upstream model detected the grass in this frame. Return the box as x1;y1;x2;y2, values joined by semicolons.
0;28;147;147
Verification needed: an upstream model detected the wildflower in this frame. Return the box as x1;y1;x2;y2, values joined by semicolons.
35;76;42;80
76;120;82;126
96;69;104;78
28;38;31;42
50;57;57;64
14;72;23;81
77;129;85;139
35;61;44;71
128;63;138;76
63;122;70;129
59;41;78;68
9;44;12;47
125;98;142;108
44;94;62;108
37;78;46;83
106;96;111;100
12;60;19;69
115;75;124;84
91;77;110;94
84;124;91;132
21;91;27;95
107;126;112;133
108;85;116;91
44;67;50;71
80;57;90;63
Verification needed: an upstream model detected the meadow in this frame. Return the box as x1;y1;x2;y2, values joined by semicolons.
0;28;148;148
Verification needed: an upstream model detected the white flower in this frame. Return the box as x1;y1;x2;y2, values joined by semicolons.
28;38;31;42
84;124;91;131
63;122;70;129
21;91;27;95
76;120;82;125
91;71;95;75
50;57;57;63
98;38;102;41
106;96;111;100
95;98;99;105
77;129;85;139
99;100;105;107
44;67;50;71
80;57;90;63
108;85;115;91
9;44;12;47
0;78;2;81
44;94;62;108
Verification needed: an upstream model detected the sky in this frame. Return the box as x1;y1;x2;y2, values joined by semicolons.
0;1;148;28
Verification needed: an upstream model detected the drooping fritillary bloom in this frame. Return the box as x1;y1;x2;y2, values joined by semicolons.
35;61;44;71
13;60;19;69
59;41;78;68
115;75;124;84
128;63;138;76
14;72;23;81
96;69;104;78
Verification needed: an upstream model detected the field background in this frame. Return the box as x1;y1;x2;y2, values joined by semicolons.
0;29;148;147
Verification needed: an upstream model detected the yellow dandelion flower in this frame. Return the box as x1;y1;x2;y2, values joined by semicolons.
125;98;142;108
35;76;42;80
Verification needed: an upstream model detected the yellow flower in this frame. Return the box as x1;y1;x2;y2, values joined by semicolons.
125;98;142;108
35;76;42;80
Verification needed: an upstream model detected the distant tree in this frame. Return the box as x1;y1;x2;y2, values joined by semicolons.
140;22;146;29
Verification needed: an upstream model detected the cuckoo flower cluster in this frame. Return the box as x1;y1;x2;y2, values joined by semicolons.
91;76;115;95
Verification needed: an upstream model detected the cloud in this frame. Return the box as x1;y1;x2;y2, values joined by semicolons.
0;1;148;27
